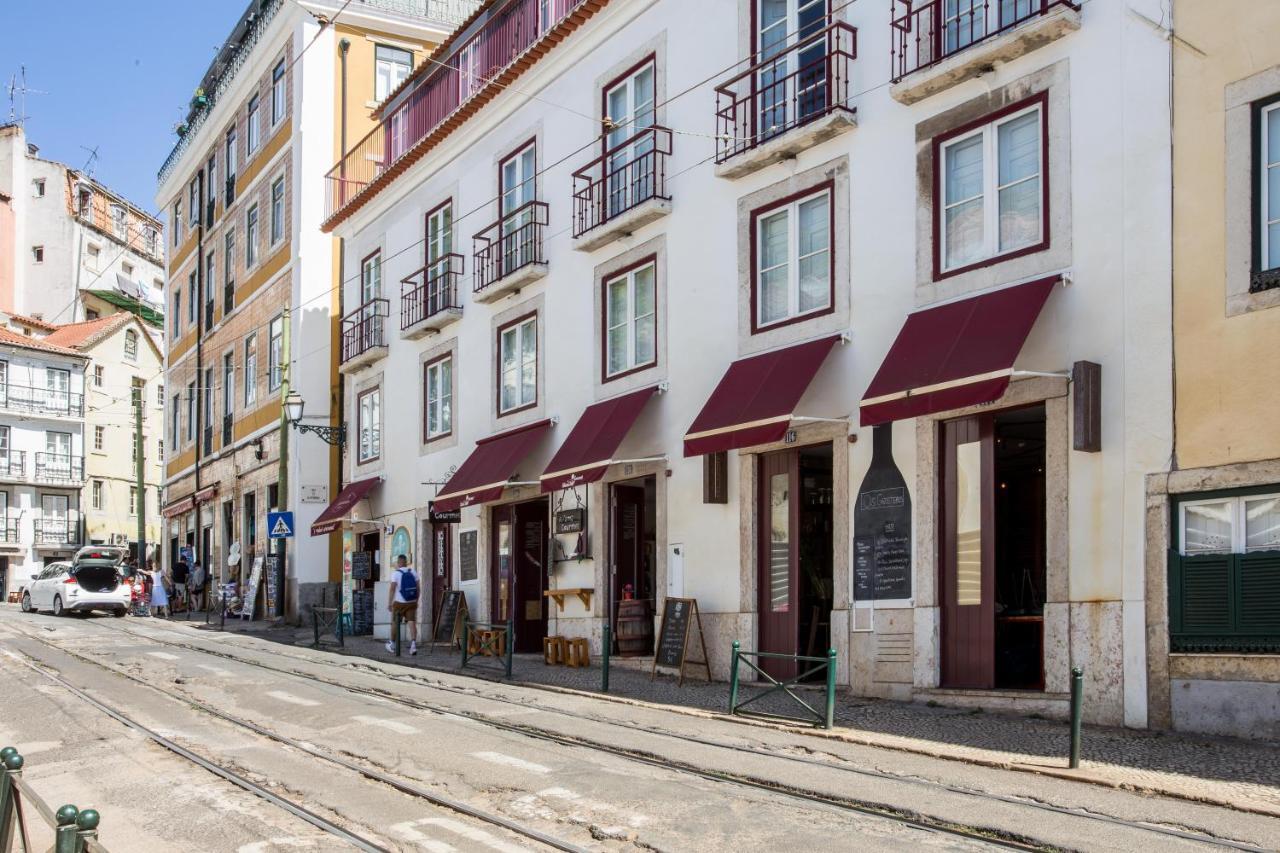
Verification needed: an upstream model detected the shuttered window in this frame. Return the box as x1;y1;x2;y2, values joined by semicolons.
1170;490;1280;653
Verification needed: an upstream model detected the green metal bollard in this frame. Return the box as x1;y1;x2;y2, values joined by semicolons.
77;808;101;851
393;610;402;657
601;624;611;693
54;804;78;853
824;648;837;730
0;750;23;851
1069;665;1084;769
460;622;470;668
728;641;741;714
504;619;514;678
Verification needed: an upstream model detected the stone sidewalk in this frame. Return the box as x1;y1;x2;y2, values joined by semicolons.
197;616;1280;817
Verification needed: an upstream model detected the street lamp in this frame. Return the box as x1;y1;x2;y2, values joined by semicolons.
284;391;346;446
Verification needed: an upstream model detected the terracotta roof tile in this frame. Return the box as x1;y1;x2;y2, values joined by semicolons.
8;313;59;332
0;327;86;358
43;313;133;350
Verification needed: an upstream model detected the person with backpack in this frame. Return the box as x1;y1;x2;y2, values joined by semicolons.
385;554;419;656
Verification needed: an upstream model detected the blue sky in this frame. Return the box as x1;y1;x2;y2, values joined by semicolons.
3;1;247;212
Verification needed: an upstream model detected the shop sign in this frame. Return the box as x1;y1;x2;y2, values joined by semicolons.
854;424;912;600
554;507;586;535
429;502;462;524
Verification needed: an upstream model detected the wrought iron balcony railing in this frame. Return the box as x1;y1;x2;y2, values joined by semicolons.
473;200;548;293
0;451;26;480
0;516;18;544
34;515;79;545
323;0;586;221
715;20;857;164
34;453;84;484
225;175;237;207
223;412;233;447
0;385;85;418
572;126;672;238
890;0;1077;82
341;298;390;364
401;254;464;329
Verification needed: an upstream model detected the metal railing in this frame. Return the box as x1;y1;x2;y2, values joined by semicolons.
572;126;672;238
323;0;587;220
401;254;464;329
225;176;236;208
890;0;1078;81
33;517;78;546
222;413;232;447
473;200;548;293
356;0;480;23
0;452;26;481
0;386;84;418
460;620;514;677
715;21;857;164
340;298;390;364
728;641;837;729
33;454;83;484
1;518;18;544
224;281;235;315
1;747;106;853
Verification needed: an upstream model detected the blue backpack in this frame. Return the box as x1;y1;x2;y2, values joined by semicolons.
398;568;419;603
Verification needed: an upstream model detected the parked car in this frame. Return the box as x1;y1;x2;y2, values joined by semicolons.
21;547;130;617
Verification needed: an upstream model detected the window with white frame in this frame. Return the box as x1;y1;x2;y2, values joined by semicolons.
188;179;198;233
361;251;381;304
130;486;139;516
145;226;158;257
80;188;94;222
124;329;138;362
604;261;656;377
375;45;412;101
389;107;410;161
246;204;259;267
92;480;103;510
110;204;127;239
939;101;1044;273
93;425;104;451
1180;493;1280;555
157;382;164;405
272;60;286;125
243;334;258;407
225;127;238;181
1257;99;1280;279
173;291;181;339
498;314;536;414
93;365;104;387
358;387;381;463
268;316;283;391
223;351;235;419
188;272;197;326
206;153;217;214
172;201;181;246
32;178;45;198
172;394;181;447
270;177;285;245
247;94;261;154
424;355;452;440
754;187;831;329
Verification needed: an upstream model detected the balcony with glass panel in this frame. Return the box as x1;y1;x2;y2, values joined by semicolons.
889;0;1080;105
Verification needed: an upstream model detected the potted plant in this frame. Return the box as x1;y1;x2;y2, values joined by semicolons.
174;121;188;138
191;88;208;109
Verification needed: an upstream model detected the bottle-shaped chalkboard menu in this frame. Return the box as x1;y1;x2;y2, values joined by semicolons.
853;424;913;601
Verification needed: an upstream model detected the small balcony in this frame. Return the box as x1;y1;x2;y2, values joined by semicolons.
34;453;84;485
0;451;27;483
340;298;390;374
34;515;80;548
0;384;85;419
889;0;1080;104
714;20;858;180
472;200;549;303
203;424;214;457
572;126;672;252
401;254;464;339
0;516;19;545
225;175;236;208
222;412;233;447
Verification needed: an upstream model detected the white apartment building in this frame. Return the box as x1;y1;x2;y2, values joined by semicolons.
0;124;165;331
320;0;1172;728
0;330;88;601
157;0;478;619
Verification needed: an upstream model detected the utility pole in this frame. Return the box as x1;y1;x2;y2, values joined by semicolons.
275;307;290;619
134;383;146;568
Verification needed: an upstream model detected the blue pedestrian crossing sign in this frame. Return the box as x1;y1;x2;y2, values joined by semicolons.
267;511;295;539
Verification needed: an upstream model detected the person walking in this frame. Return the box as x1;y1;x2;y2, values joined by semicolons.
189;560;207;612
149;561;169;618
385;554;420;656
172;558;190;613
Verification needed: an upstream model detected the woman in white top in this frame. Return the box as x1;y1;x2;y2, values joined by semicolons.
149;564;169;617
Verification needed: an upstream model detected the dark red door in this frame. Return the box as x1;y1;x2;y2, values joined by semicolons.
758;450;799;679
940;416;996;688
492;500;547;653
610;484;646;621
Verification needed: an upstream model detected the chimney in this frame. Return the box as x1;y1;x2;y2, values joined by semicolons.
26;143;38;157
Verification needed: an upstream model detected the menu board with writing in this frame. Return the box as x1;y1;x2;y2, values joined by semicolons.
459;529;478;582
651;597;711;686
854;425;913;600
241;556;264;620
264;555;280;616
351;551;372;581
433;589;467;647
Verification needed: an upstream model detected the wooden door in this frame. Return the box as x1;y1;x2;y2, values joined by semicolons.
940;415;996;688
491;505;514;625
758;450;799;679
513;500;548;653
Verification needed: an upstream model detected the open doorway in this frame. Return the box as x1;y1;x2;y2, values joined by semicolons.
610;475;657;656
491;498;548;653
940;404;1046;690
758;443;834;680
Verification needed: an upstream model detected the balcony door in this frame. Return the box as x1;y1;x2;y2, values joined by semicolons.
46;432;71;480
42;494;69;542
499;143;537;276
46;368;69;414
0;425;10;473
425;202;452;313
756;0;828;139
604;62;655;218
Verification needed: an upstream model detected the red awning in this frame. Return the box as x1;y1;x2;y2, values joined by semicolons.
433;419;552;511
162;495;195;518
541;387;658;492
194;485;219;504
683;335;840;457
310;477;381;536
859;276;1058;426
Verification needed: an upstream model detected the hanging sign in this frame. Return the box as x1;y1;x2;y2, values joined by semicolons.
854;425;913;600
429;502;461;524
554;507;586;535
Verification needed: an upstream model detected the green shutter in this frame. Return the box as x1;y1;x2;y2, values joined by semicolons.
1179;553;1233;633
1238;550;1280;634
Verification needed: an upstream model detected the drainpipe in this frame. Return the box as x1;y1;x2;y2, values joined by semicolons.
194;168;205;572
335;38;350;592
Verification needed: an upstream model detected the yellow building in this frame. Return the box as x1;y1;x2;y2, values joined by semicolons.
1147;1;1280;738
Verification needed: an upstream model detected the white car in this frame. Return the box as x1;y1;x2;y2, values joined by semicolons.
21;547;131;617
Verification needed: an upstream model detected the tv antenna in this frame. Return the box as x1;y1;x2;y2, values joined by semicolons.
6;66;46;127
79;145;100;179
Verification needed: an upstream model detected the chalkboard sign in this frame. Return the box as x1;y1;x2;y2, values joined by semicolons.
264;555;280;616
459;529;478;582
351;551;373;581
432;589;467;648
352;589;374;635
554;508;585;534
651;597;710;685
854;425;913;600
241;556;264;621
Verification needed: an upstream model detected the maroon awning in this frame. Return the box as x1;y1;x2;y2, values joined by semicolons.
434;419;552;511
310;477;381;536
683;335;840;457
541;387;658;492
859;276;1058;426
162;495;195;518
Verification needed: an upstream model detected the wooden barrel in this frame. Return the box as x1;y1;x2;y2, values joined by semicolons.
615;599;653;657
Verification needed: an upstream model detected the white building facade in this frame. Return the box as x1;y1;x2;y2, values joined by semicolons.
323;0;1172;728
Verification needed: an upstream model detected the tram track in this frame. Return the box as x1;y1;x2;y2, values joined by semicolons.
99;616;1270;852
